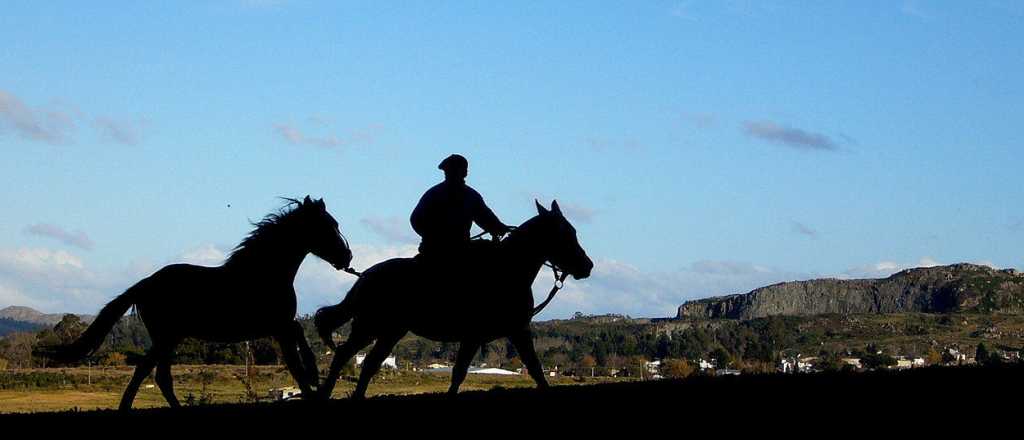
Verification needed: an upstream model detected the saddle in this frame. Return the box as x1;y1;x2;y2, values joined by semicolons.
412;238;502;288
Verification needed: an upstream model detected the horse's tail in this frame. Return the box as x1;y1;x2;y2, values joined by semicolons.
314;283;361;350
44;279;148;363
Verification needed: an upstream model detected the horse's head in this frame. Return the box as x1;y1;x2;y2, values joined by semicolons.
296;195;353;270
531;200;594;279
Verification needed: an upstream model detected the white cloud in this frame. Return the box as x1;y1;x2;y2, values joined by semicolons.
532;259;811;320
178;244;229;266
295;243;418;313
360;216;418;244
0;247;110;313
837;257;944;279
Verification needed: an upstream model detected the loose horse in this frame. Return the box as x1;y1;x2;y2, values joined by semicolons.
48;196;353;410
314;200;593;399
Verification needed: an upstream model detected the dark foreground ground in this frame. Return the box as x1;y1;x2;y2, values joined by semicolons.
4;365;1020;433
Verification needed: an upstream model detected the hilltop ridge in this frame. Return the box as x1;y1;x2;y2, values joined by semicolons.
677;263;1024;320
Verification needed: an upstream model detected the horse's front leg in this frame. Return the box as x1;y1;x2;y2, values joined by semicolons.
290;320;319;387
275;331;316;398
448;341;481;397
509;327;549;389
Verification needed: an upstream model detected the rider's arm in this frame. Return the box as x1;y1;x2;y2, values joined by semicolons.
470;189;509;235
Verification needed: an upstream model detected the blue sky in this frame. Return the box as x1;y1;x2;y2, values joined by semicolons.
1;1;1022;318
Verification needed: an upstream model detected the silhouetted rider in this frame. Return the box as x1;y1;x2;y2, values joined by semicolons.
411;154;510;258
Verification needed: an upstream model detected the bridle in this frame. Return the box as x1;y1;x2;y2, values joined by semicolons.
533;262;568;317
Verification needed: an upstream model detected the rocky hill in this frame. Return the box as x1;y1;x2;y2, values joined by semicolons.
0;306;93;326
677;263;1024;320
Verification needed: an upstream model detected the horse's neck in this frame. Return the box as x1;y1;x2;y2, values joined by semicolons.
225;241;307;282
499;231;547;284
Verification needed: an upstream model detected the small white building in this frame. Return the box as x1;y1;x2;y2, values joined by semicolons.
698;358;716;371
269;386;302;401
468;367;519;376
355;353;398;369
780;357;816;373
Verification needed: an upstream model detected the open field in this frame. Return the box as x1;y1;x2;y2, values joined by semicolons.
0;364;611;413
2;364;1019;433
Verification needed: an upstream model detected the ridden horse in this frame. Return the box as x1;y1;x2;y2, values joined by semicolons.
48;196;353;409
314;200;593;400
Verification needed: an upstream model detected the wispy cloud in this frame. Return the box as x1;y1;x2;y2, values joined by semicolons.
94;116;144;145
23;223;94;250
1010;218;1024;232
901;0;934;20
0;90;78;144
360;216;418;244
274;122;382;150
526;194;598;224
680;111;717;129
790;221;818;238
838;257;943;279
238;0;288;8
535;259;811;319
669;2;697;20
583;137;641;152
742;120;840;151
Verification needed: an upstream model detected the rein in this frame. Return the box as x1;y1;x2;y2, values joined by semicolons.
532;262;568;317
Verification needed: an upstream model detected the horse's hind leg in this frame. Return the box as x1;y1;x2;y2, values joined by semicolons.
351;332;404;400
448;342;481;397
319;327;372;400
155;360;180;408
120;357;156;411
509;327;549;390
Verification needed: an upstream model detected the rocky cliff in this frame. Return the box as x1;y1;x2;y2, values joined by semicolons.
677;264;1024;320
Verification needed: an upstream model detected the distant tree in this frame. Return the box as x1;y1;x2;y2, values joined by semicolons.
925;348;943;366
1;332;37;368
975;343;990;364
101;351;127;366
0;357;8;371
53;314;86;346
975;343;1000;366
815;355;844;372
711;347;733;369
861;352;897;370
662;359;693;379
579;354;597;376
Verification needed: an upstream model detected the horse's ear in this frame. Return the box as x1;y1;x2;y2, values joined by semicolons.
535;199;549;215
316;198;326;209
551;200;562;216
303;195;313;205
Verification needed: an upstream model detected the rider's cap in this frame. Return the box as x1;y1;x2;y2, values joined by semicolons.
438;154;468;172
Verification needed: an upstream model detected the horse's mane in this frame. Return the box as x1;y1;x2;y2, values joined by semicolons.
225;198;305;265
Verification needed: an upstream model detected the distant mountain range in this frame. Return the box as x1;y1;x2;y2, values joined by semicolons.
0;306;94;336
677;263;1024;320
